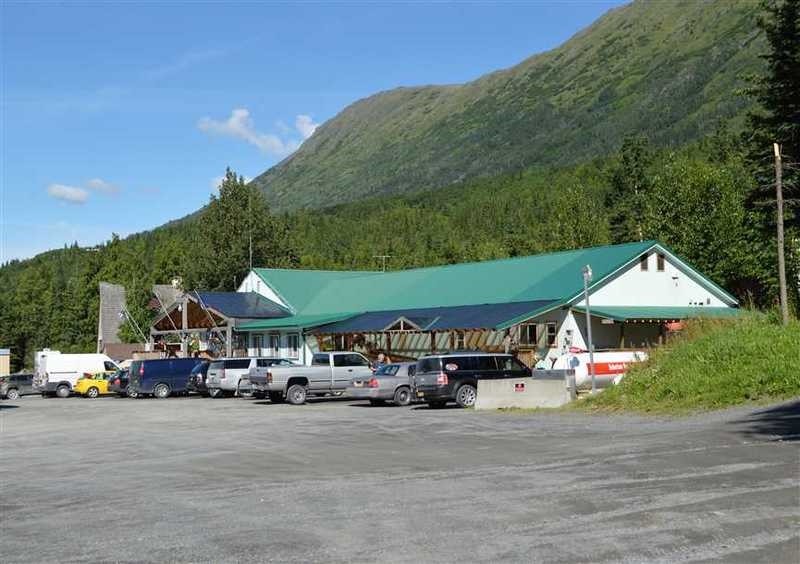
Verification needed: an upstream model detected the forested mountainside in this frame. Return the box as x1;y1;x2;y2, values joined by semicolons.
251;0;763;210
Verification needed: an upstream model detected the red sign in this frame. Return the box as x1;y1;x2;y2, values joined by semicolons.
588;362;630;375
514;382;525;392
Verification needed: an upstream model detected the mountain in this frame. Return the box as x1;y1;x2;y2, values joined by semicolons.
252;0;764;211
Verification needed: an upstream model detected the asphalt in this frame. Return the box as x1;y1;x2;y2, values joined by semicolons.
1;394;798;563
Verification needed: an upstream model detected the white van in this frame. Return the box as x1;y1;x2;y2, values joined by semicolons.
35;351;119;397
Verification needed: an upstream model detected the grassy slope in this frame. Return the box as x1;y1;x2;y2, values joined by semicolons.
253;0;763;210
580;316;800;414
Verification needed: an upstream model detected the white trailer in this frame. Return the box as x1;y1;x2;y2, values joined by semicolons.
34;351;119;397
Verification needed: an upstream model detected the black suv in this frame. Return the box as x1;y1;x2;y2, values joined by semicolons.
1;373;36;400
413;352;530;408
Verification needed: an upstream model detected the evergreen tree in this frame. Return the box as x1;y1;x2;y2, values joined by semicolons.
746;0;800;228
190;168;297;290
605;135;653;243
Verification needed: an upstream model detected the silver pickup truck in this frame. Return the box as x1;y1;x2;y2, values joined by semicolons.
250;351;374;405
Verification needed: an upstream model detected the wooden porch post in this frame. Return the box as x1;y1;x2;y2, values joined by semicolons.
619;323;626;349
180;297;189;357
226;325;232;357
430;331;436;353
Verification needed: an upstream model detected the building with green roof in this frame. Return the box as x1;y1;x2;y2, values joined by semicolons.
228;240;738;365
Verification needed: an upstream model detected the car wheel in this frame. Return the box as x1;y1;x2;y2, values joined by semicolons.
153;383;171;399
455;384;477;408
55;385;70;399
369;399;386;406
86;387;99;399
393;387;411;406
286;384;307;405
428;400;447;409
237;381;253;399
126;386;138;399
5;388;19;401
209;388;223;399
268;391;285;404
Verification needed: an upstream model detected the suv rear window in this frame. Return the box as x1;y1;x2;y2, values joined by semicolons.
417;357;441;374
224;359;251;369
376;364;400;376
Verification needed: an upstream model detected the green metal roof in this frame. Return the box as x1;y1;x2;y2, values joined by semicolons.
254;241;661;316
251;268;377;314
238;312;358;331
572;305;743;322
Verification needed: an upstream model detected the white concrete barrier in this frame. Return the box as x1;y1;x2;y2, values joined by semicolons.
474;371;576;410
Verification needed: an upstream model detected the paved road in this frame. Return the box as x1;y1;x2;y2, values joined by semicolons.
1;395;798;563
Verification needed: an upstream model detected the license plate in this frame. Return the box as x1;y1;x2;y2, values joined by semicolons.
416;391;424;397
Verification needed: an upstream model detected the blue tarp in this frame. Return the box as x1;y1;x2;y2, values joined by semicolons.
308;300;556;334
194;291;290;319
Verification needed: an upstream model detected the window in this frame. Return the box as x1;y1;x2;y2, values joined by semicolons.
224;359;250;369
519;323;537;346
498;356;528;373
251;334;263;351
269;334;280;354
445;356;477;371
336;354;369;367
546;323;557;347
376;364;400;376
476;356;498;371
287;334;300;358
311;353;330;366
454;331;466;350
640;254;649;271
104;361;117;371
417;357;441;374
657;253;665;272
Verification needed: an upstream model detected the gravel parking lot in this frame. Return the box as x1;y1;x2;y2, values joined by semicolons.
1;395;798;563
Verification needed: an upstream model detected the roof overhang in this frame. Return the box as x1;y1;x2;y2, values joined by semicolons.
571;305;742;323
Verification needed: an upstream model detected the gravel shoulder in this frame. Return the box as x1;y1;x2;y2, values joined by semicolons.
1;395;798;563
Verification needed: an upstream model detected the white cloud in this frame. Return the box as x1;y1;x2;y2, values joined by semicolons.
198;108;318;157
86;178;119;194
295;114;318;139
198;108;298;157
47;184;89;204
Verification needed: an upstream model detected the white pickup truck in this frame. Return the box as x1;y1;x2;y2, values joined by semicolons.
252;351;374;405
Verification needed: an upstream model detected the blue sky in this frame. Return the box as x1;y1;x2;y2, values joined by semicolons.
1;0;625;262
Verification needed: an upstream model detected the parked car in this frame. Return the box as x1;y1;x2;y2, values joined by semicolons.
34;352;119;398
246;358;301;398
0;373;36;400
207;357;300;398
186;361;210;396
127;358;202;399
260;351;373;405
413;352;531;408
73;373;114;398
348;362;416;406
107;369;131;397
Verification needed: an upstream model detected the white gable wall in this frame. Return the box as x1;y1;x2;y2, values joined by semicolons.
237;271;290;309
577;251;730;308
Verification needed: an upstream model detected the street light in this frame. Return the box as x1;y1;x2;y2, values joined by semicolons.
582;264;597;394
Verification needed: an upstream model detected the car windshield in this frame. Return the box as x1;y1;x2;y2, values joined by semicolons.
376;364;400;376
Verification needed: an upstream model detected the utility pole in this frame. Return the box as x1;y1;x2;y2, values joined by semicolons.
774;143;789;326
373;255;392;272
582;264;597;394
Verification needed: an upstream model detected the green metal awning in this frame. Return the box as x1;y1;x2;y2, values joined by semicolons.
571;306;742;322
237;312;359;332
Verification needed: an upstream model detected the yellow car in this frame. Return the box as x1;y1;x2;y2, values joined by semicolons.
73;373;112;398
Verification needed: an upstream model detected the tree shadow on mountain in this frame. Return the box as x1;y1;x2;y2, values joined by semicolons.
731;399;800;442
